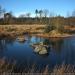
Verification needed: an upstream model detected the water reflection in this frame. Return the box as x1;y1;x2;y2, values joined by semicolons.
0;40;7;52
0;35;75;68
0;38;15;53
30;37;64;57
17;35;26;43
30;36;43;44
49;38;64;53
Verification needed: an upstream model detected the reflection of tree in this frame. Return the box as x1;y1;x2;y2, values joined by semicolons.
18;40;26;44
43;39;51;52
50;38;64;53
0;38;15;53
43;39;50;45
17;35;26;44
0;39;7;53
25;35;32;44
5;38;15;45
43;38;64;53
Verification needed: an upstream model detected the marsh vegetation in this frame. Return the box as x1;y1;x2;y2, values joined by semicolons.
0;5;75;74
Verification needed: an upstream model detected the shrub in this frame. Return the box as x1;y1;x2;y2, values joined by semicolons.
44;24;56;33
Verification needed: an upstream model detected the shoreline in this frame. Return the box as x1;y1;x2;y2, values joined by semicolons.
0;25;75;38
0;31;75;39
31;33;75;38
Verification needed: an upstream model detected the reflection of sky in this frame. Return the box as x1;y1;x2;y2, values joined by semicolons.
30;36;44;44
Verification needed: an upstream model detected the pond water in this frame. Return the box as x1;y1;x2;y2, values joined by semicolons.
0;35;75;70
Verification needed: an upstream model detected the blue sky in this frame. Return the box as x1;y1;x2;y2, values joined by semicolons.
0;0;75;17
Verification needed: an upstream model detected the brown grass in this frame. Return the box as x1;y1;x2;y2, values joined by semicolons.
0;57;75;75
0;25;75;39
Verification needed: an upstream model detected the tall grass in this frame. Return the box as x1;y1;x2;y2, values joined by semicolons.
0;57;75;75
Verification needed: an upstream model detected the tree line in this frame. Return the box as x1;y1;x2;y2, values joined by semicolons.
0;5;75;25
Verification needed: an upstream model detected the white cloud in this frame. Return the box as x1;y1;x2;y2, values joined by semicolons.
14;12;35;17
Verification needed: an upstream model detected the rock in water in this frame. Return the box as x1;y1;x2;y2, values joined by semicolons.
39;50;47;55
39;47;47;55
34;46;40;53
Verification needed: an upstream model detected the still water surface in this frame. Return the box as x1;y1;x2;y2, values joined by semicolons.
0;35;75;69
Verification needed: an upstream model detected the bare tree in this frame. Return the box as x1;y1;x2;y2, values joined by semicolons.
43;9;49;24
19;14;26;18
49;12;55;17
26;13;31;18
43;9;49;18
4;12;13;24
72;10;75;17
39;10;43;23
39;10;43;18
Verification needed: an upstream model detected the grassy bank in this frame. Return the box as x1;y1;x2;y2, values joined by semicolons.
0;25;75;38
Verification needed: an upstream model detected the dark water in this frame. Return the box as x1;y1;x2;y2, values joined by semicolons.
0;35;75;70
